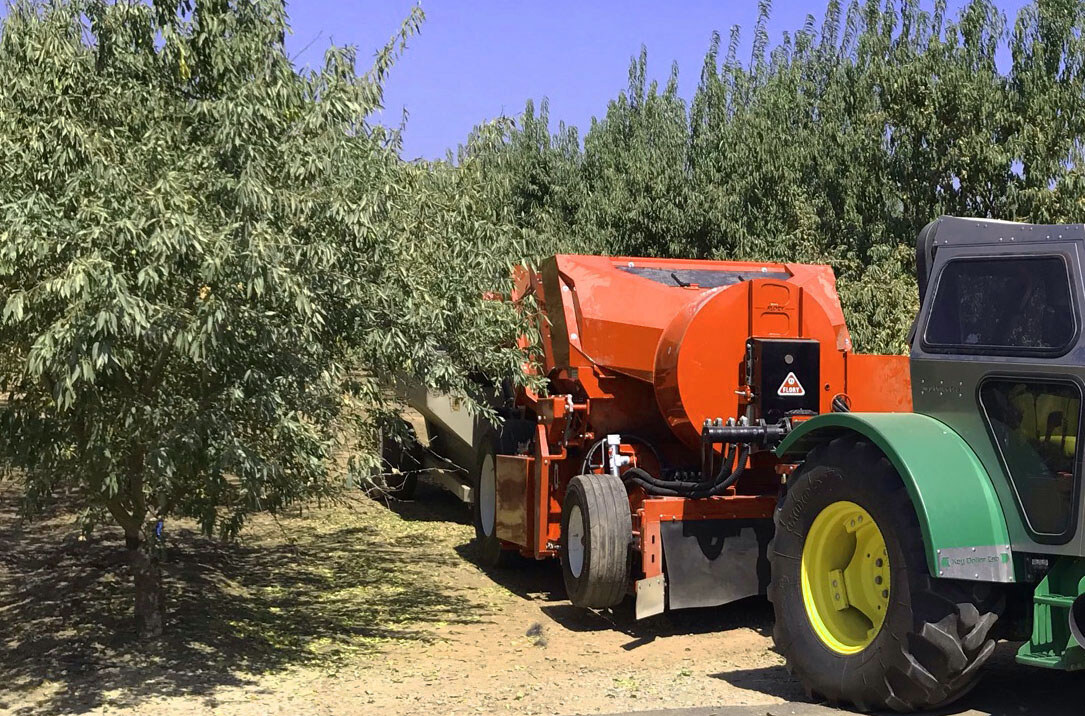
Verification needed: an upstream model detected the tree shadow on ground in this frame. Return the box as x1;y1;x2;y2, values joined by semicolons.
453;539;565;602
709;641;1085;716
447;511;777;650
707;663;812;705
381;479;472;525
537;596;775;652
0;488;484;716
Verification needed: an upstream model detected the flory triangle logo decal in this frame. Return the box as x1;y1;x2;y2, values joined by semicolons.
777;372;805;396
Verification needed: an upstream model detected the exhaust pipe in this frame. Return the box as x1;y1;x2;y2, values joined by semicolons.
1069;593;1085;647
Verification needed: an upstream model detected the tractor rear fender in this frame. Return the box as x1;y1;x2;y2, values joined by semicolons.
775;412;1015;583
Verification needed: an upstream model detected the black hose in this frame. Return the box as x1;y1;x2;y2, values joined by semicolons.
626;434;666;472
580;437;607;475
699;442;750;496
580;431;751;498
701;432;713;481
711;441;737;484
623;442;735;492
622;442;751;498
624;442;750;496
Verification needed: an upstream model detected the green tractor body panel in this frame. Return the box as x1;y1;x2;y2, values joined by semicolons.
769;218;1085;693
776;412;1014;582
909;217;1085;559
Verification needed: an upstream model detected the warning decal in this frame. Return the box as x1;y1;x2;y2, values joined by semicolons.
777;372;805;397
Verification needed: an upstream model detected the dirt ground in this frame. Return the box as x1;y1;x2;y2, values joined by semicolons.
2;480;1084;716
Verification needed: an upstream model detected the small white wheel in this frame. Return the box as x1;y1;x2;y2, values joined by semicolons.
560;474;631;608
566;504;585;578
472;439;518;568
479;452;497;537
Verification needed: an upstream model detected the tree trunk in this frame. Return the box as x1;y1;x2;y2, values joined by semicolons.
126;535;164;638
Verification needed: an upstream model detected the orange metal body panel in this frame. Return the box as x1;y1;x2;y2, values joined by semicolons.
654;276;850;445
845;353;914;412
501;254;912;564
533;422;562;557
531;256;862;446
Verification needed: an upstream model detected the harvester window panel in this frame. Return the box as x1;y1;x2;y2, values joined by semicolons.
618;266;790;288
923;256;1076;356
979;378;1081;543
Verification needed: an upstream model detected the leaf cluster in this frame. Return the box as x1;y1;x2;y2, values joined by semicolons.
463;0;1085;355
0;0;531;540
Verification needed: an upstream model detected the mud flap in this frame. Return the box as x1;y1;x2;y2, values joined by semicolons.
660;519;773;611
635;574;665;619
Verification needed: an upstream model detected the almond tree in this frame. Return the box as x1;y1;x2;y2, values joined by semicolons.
0;0;528;637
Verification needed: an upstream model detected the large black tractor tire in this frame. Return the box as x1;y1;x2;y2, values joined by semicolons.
769;436;1003;713
472;437;520;569
560;474;632;608
376;417;424;500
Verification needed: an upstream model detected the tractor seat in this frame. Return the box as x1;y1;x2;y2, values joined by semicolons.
1010;387;1079;460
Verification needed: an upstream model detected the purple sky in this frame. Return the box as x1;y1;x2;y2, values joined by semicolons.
284;1;1031;160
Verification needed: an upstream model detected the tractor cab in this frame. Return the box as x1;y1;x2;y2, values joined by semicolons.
911;217;1085;553
766;217;1085;709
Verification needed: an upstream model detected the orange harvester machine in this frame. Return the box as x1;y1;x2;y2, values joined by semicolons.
494;255;911;618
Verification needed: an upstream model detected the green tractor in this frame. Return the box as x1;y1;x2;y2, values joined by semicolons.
770;216;1085;711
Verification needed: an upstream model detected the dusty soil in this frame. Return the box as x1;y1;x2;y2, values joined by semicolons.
0;481;796;716
2;480;1084;716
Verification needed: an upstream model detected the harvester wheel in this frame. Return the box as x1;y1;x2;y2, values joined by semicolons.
472;439;519;568
769;436;1002;712
560;474;632;608
376;416;423;500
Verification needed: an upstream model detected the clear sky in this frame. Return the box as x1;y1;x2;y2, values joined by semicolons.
284;1;1032;160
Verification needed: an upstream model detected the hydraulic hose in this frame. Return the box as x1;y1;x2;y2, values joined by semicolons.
622;443;751;498
580;429;753;498
625;442;736;492
580;437;607;475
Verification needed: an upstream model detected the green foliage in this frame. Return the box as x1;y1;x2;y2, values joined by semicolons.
577;51;699;258
0;0;529;554
465;0;1085;354
5;0;1085;633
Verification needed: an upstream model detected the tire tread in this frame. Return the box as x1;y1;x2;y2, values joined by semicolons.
770;436;1002;712
562;474;631;608
473;437;519;569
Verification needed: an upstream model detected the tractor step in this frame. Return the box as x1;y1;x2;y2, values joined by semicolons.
1016;557;1085;671
1033;594;1075;608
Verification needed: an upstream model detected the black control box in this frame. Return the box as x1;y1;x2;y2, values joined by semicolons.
747;338;820;423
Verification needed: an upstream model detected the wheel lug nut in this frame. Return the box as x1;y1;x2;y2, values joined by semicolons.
882;589;889;599
875;558;884;568
875;576;883;585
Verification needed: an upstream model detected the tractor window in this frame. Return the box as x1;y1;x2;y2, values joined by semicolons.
924;257;1076;355
979;379;1081;541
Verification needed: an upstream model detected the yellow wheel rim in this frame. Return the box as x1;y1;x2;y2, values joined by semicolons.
800;501;890;655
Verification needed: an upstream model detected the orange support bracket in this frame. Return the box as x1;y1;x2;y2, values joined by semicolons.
634;494;777;619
